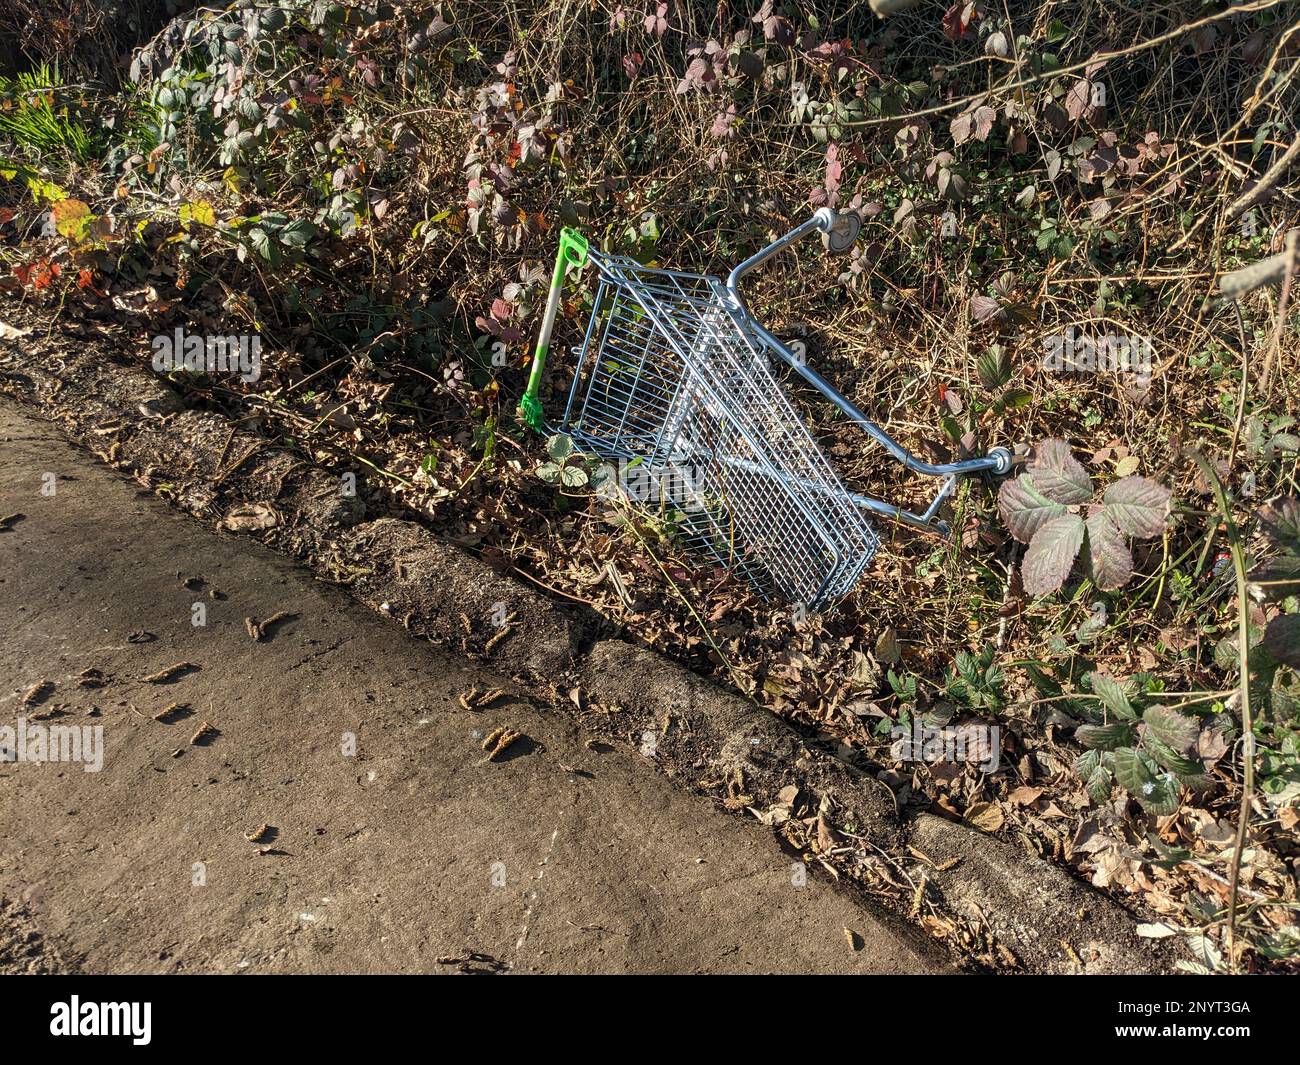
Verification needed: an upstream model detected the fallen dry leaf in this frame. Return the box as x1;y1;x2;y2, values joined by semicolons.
220;502;279;532
1007;785;1044;807
964;801;1005;833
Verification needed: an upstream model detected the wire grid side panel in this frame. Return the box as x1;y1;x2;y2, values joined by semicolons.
567;282;690;459
573;254;880;607
665;282;881;601
666;394;848;605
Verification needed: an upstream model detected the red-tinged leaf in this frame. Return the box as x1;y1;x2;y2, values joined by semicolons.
1085;508;1133;590
1102;476;1171;538
1022;514;1084;596
1028;438;1092;504
1064;79;1092;120
942;3;976;39
970;294;1002;324
1261;615;1300;667
643;2;668;38
1259;497;1300;550
998;473;1065;543
824;143;842;194
972;105;996;142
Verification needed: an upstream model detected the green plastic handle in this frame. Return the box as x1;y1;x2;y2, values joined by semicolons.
519;227;589;431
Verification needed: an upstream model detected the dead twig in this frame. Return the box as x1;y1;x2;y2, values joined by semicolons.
141;661;199;684
1189;451;1255;974
245;610;296;641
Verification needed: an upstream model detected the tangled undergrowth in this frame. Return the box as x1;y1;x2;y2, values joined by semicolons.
2;0;1298;971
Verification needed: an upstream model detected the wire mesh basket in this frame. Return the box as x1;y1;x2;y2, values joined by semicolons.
520;210;1011;612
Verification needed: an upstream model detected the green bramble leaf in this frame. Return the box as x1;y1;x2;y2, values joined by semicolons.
1258;497;1300;553
1112;746;1153;793
546;434;574;462
1074;748;1101;778
1086;671;1138;721
560;464;589;488
1145;736;1205;781
1086;764;1114;804
1142;705;1199;754
1076;722;1138;750
1261;615;1300;667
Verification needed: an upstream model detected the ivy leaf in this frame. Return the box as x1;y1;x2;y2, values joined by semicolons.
1086;671;1137;721
998;473;1065;542
1103;476;1172;538
1076;722;1138;750
1084;508;1133;590
1143;705;1199;754
1022;513;1085;595
1027;438;1092;504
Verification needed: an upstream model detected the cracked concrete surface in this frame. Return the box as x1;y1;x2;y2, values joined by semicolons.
0;402;945;973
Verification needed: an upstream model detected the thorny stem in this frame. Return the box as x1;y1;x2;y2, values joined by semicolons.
1189;450;1254;973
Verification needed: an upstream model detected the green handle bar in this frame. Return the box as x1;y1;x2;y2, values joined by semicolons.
518;226;589;431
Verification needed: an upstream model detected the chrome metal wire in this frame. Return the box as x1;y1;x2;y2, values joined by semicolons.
560;253;879;609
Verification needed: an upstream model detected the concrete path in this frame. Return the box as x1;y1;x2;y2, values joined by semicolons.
0;401;943;974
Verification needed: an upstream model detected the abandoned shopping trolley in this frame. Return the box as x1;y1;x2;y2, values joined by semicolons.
518;208;1012;612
